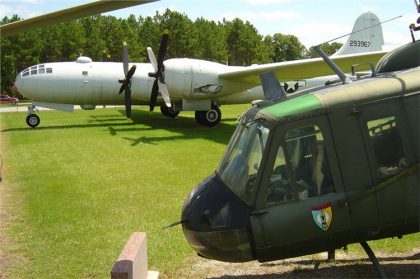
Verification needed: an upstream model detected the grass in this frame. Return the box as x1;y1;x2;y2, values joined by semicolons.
1;105;419;278
0;105;244;278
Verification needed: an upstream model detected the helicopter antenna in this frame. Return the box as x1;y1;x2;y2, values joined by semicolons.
321;15;402;45
410;0;420;41
314;45;351;84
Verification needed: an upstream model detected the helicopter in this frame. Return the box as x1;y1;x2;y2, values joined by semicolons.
179;6;420;279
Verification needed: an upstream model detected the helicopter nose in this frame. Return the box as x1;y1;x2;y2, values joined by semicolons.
181;173;255;262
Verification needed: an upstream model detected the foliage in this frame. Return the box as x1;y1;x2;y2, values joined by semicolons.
1;10;341;94
306;42;343;58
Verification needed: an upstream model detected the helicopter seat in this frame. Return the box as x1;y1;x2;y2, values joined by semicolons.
312;143;325;196
369;124;406;176
309;142;334;197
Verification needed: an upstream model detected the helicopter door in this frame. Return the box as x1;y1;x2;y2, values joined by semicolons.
357;100;417;233
250;116;352;262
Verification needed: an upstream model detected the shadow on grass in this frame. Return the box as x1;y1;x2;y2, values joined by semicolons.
107;109;238;146
1;109;238;146
210;253;420;278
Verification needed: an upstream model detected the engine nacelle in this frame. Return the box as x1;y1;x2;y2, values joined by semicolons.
164;58;229;99
80;104;96;110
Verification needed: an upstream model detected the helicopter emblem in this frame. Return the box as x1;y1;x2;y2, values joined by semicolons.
311;203;333;231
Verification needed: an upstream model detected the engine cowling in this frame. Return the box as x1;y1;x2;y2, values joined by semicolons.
164;58;228;99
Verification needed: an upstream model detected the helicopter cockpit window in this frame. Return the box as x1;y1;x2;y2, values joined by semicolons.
218;121;269;205
285;125;335;199
367;116;406;177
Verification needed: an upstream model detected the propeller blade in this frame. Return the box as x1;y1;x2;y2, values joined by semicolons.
102;50;107;62
157;31;169;70
126;65;137;80
149;80;159;111
119;83;126;95
147;30;171;111
157;78;171;108
124;84;132;119
147;47;158;71
119;66;136;95
122;41;129;75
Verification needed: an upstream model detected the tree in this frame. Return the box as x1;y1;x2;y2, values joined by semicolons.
98;16;125;62
57;21;86;61
194;17;228;63
225;18;263;66
306;42;343;58
138;14;162;62
1;15;43;95
159;9;196;58
269;33;306;62
80;16;106;61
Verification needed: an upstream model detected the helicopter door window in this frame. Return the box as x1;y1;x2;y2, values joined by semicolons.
285;125;335;199
265;146;293;203
367;116;406;177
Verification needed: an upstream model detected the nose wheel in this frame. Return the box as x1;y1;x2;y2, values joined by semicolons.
26;104;40;128
26;114;40;128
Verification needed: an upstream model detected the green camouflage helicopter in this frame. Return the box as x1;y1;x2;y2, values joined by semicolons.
180;7;420;279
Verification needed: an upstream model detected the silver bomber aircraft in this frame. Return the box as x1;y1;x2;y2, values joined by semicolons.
7;5;386;128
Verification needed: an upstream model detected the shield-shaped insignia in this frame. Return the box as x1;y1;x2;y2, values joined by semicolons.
311;203;332;231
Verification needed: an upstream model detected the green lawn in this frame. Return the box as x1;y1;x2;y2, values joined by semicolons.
0;105;419;278
0;105;244;278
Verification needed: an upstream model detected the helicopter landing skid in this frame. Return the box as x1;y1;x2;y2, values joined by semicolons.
360;241;388;279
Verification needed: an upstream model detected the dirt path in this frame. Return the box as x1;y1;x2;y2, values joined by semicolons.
171;248;420;278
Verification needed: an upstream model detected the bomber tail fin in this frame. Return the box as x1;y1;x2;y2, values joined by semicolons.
333;11;384;56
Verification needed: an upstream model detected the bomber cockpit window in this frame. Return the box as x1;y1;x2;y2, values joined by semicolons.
367;116;406;177
218;121;270;205
39;64;45;74
22;68;30;77
30;66;37;75
46;68;53;74
285;125;335;199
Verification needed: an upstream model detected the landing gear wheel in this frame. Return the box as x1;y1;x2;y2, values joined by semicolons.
26;114;40;128
160;105;180;118
195;105;221;127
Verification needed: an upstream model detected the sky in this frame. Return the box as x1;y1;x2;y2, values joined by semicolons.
0;0;418;50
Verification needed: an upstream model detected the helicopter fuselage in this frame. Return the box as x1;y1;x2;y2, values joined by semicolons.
181;41;420;263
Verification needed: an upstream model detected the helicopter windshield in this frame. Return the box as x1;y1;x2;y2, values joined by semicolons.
218;120;270;205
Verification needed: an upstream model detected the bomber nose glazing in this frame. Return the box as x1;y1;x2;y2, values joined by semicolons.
181;173;255;262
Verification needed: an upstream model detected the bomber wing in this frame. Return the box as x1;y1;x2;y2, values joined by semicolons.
0;0;158;37
219;51;387;86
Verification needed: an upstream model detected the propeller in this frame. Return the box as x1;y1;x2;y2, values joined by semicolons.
147;29;171;111
118;42;136;119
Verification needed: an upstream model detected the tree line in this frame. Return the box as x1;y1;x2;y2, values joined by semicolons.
1;9;342;96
